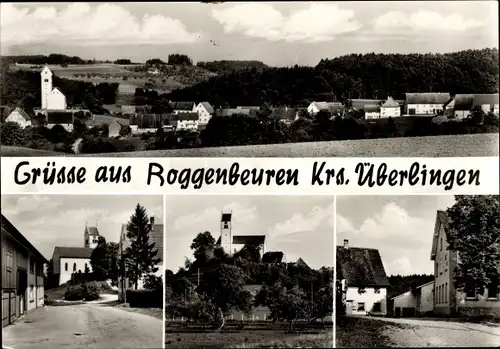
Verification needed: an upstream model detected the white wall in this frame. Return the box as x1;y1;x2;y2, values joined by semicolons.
393;291;416;315
419;283;434;313
195;104;212;124
345;286;387;315
307;103;319;115
5;111;32;129
493;104;499;115
365;112;380;119
407;104;443;115
381;107;400;118
27;285;36;311
454;110;471;120
47;123;73;132
41;68;52;109
36;285;44;307
434;222;451;312
48;89;67;110
59;257;92;285
177;120;198;130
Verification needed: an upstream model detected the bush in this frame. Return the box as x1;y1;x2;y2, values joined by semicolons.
80;135;117;154
83;282;100;301
64;285;84;301
126;289;162;308
64;282;100;301
0;122;28;146
144;274;163;292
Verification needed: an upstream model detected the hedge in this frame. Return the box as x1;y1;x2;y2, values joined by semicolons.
126;289;162;308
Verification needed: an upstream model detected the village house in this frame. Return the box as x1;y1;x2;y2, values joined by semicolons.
2;214;47;327
380;96;401;118
215;108;259;118
391;280;434;317
5;107;32;129
472;94;500;115
363;105;381;119
450;94;474;119
51;223;99;285
270;107;299;124
307;101;343;115
176;112;199;131
118;217;163;301
195;102;214;125
337;239;391;316
405;92;451;116
169;101;196;114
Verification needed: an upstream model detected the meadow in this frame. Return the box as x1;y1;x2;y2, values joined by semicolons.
165;321;333;348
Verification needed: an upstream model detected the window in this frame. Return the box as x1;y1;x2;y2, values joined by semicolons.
73;263;76;272
445;283;448;303
487;278;499;299
465;283;476;299
29;258;35;274
357;302;365;312
29;286;34;302
374;288;381;294
223;223;229;229
44;79;49;83
372;302;381;312
6;251;13;271
440;238;443;250
65;263;68;271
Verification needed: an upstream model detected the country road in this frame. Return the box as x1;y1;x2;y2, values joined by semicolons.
2;304;163;349
369;316;500;347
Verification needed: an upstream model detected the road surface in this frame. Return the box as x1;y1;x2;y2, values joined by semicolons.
370;316;500;347
2;303;162;349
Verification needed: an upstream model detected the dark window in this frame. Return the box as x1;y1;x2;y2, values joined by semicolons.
440;238;443;250
29;259;35;274
465;283;476;299
73;263;77;272
409;108;416;115
65;263;68;271
373;302;381;312
357;302;365;311
6;251;13;270
488;277;499;299
44;79;49;83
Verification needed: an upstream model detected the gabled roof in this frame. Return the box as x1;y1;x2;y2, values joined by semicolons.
9;107;31;121
453;94;474;110
1;106;13;122
1;214;48;264
295;257;310;269
119;218;163;263
85;226;100;236
312;102;343;111
472;94;499;107
381;97;400;108
416;280;434;289
431;210;448;260
52;87;64;95
215;234;266;246
351;99;381;110
270;107;297;121
216;108;253;117
53;246;94;259
169;101;195;111
405;93;451;105
336;246;391;287
47;110;74;124
199;102;214;114
364;105;380;113
177;112;199;121
262;251;284;263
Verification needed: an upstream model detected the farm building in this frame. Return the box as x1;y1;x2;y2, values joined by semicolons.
405;92;450;116
118;217;163;301
2;214;47;328
169;101;196;114
195;102;214;126
215;108;259;117
380;97;401;118
472;94;499;115
391;281;434;317
337;239;391;316
5;107;32;129
270;107;299;124
307;101;344;115
363;105;381;119
177;112;199;131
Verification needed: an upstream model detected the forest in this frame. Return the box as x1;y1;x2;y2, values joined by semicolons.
2;53;88;65
168;48;500;107
387;274;435;299
196;60;269;74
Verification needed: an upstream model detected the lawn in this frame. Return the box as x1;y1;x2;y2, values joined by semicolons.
45;280;115;302
115;304;163;320
165;322;332;348
336;316;407;348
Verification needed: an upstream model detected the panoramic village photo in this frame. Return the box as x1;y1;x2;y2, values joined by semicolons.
335;195;500;348
164;195;334;348
0;1;499;157
1;195;164;349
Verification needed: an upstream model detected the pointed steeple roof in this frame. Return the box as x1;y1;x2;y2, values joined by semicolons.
381;96;399;108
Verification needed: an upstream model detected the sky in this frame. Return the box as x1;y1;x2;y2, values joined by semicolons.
165;195;334;272
1;195;163;260
336;195;457;277
1;2;498;66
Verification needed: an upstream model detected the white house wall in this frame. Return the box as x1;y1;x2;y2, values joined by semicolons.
195;104;212;125
177;120;198;130
365;112;380;119
345;286;387;315
307;103;319;115
58;257;92;285
407;104;443;115
419;283;434;313
5;112;32;129
47;123;73;132
380;107;401;118
393;291;417;311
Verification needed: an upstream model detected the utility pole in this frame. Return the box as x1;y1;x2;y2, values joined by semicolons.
197;268;200;286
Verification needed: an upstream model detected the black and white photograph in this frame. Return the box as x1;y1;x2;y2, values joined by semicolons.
164;195;334;348
1;195;164;349
0;1;498;158
335;195;500;348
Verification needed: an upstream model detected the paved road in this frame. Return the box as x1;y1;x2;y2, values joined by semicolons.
2;304;162;349
369;316;500;347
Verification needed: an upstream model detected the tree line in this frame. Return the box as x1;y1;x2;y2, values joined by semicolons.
167;48;499;107
2;53;88;65
166;231;333;330
196;60;269;74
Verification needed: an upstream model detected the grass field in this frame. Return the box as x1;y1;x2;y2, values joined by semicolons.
166;322;332;348
336;316;407;348
78;133;499;158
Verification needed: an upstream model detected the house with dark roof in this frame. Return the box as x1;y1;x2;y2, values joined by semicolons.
380;96;401;118
118;217;163;299
2;214;48;327
405;92;451;116
5;107;32;129
472;94;499;115
215;108;259;118
169;101;196;114
51;246;94;286
337;239;391;315
195;102;214;125
431;210;500;317
363;105;381;120
177;112;200;131
452;94;474;119
84;224;100;249
307;101;344;115
270;107;298;124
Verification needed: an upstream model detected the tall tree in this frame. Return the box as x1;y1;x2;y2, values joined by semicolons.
90;236;108;280
190;231;216;264
124;204;161;289
446;195;500;295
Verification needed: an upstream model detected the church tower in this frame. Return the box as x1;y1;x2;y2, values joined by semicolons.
84;222;100;249
41;65;53;109
220;210;232;254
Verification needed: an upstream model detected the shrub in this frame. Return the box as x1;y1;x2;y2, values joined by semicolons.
83;282;100;301
0;122;28;146
80;135;117;154
64;285;84;301
144;274;163;292
126;289;162;308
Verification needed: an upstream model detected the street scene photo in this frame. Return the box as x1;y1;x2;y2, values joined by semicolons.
1;194;164;349
335;195;500;347
165;195;334;348
0;2;498;158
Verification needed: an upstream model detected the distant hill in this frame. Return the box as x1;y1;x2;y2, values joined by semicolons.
2;53;87;65
168;48;500;107
196;60;269;74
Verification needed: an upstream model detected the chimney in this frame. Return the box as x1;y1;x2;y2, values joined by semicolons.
343;239;349;249
150;217;155;226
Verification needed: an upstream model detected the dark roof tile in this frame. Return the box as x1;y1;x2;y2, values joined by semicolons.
54;246;94;259
336;246;391;287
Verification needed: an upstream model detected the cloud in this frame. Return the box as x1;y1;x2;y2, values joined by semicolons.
212;3;362;43
1;195;63;217
0;3;200;46
373;10;484;35
269;202;333;242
